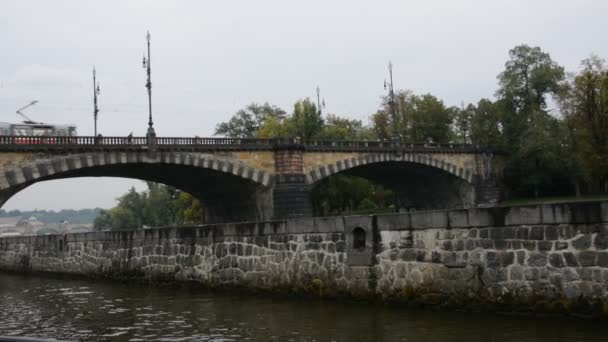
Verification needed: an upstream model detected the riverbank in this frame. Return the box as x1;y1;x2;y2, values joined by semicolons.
1;201;608;317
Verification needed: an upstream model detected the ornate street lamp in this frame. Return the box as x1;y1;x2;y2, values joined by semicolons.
142;31;156;139
316;86;325;116
92;68;100;136
384;61;398;139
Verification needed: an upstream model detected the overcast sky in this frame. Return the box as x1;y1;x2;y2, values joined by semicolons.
1;0;607;211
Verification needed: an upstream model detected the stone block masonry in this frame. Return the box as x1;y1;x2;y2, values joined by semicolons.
0;144;504;222
1;201;608;315
272;146;312;218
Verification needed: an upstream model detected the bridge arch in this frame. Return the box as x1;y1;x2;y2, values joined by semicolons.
306;152;476;212
0;151;274;223
0;151;273;189
305;152;473;186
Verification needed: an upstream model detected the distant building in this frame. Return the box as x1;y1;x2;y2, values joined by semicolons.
16;216;45;235
0;215;90;236
0;216;21;233
0;231;22;237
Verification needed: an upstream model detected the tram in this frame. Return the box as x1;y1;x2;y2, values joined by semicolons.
0;101;77;143
0;121;77;136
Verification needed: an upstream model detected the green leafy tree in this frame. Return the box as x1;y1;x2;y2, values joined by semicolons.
373;91;453;143
321;114;374;140
510;110;567;197
560;55;608;193
174;192;204;224
497;45;565;146
452;104;474;144
311;175;393;216
93;210;113;230
409;94;453;143
143;182;178;227
256;115;291;138
94;183;205;231
496;45;568;197
215;102;286;138
116;187;145;227
109;206;140;230
371;110;391;141
290;98;324;139
469;99;504;147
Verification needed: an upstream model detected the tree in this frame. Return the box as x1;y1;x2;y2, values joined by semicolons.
321;114;373;140
496;45;569;198
116;187;145;227
93;210;113;231
93;183;205;231
256;115;291;138
215;102;286;138
371;110;391;141
560;55;608;193
469;99;504;147
290;98;324;139
143;182;178;227
497;45;565;109
497;45;565;146
174;192;204;224
409;94;453;143
509;110;567;197
311;174;393;216
373;91;453;143
452;103;474;144
108;206;140;230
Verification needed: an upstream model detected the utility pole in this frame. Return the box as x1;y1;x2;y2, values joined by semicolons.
93;68;100;136
142;31;155;139
384;61;397;139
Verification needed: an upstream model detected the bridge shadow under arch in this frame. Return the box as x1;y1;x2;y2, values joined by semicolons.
308;156;475;213
0;151;274;224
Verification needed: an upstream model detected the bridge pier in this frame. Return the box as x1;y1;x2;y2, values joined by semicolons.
272;145;313;219
473;153;504;207
273;175;312;219
474;180;503;206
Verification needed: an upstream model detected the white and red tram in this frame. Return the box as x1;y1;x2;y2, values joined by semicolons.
0;121;77;144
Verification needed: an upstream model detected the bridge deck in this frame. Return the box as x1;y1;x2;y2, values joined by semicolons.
0;136;492;153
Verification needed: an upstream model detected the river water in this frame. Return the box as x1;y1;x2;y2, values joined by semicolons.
0;273;606;342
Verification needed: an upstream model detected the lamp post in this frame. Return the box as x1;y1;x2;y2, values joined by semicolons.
316;86;321;116
316;86;325;116
384;61;398;139
92;68;100;136
142;31;156;139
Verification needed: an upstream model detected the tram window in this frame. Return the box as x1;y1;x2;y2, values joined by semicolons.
33;128;49;136
14;127;31;135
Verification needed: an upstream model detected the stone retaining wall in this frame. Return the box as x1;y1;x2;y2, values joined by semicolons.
1;201;608;314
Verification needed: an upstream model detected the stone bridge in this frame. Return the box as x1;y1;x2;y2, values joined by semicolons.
0;136;504;222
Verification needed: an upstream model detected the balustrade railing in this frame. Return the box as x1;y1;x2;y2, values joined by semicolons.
0;135;483;151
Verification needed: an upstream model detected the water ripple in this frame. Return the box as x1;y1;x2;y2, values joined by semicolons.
1;273;607;342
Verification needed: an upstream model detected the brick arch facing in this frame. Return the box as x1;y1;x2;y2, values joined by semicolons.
0;151;273;193
305;153;473;185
